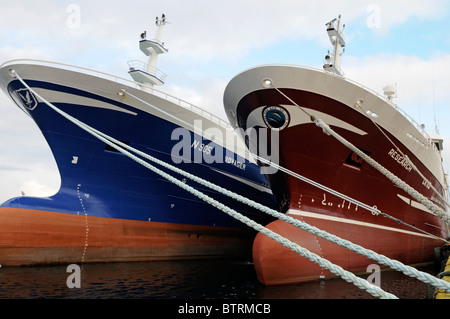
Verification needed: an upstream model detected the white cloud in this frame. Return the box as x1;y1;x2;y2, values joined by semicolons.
0;89;60;204
2;0;447;63
165;77;229;118
344;52;450;109
343;52;450;178
0;167;60;202
0;46;50;62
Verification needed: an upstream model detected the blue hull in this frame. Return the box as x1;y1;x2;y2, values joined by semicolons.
3;77;277;230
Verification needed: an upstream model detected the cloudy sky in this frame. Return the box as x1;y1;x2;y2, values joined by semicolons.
0;0;449;203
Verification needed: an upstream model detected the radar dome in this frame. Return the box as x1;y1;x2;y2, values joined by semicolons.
383;84;396;100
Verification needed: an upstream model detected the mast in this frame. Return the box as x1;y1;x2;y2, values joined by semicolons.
128;14;169;91
323;15;345;76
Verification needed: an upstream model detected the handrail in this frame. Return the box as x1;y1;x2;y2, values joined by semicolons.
250;63;435;147
127;60;167;82
2;59;437;148
322;67;434;145
325;68;438;152
0;59;233;130
319;66;441;160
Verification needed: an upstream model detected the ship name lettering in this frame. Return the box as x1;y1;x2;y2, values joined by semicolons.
422;179;431;189
191;140;213;155
387;149;412;172
225;156;246;170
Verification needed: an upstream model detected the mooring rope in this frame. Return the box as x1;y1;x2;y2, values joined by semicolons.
73;88;450;291
10;69;399;299
121;88;449;243
269;84;450;226
117;77;450;292
355;100;450;211
316;118;450;225
84;119;450;293
10;70;450;295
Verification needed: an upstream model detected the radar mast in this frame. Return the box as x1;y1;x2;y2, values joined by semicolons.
323;15;345;76
128;14;169;91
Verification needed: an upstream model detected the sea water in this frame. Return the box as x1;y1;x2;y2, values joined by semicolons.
0;259;434;299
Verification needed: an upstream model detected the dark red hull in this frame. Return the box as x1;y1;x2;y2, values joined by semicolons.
253;215;440;285
225;67;449;285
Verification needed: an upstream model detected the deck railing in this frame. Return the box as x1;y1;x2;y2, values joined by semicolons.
1;59;233;131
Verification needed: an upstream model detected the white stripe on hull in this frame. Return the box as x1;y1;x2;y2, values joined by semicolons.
288;209;437;239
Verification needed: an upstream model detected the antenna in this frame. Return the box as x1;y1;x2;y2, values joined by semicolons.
154;13;170;42
433;66;439;134
323;15;346;76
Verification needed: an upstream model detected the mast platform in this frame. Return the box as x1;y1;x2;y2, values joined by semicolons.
128;14;169;89
140;39;168;56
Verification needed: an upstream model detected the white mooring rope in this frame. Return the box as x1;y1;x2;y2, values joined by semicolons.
92;88;450;293
89;118;450;294
121;88;449;243
10;70;397;298
355;100;450;211
10;69;450;297
316;118;450;225
270;84;450;226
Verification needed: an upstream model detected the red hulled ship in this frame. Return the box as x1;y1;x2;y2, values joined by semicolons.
223;16;450;285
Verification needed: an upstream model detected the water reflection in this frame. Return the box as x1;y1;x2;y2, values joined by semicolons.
0;260;433;299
